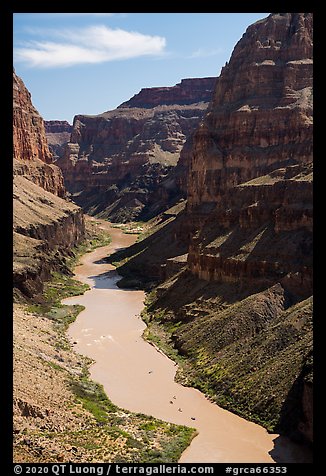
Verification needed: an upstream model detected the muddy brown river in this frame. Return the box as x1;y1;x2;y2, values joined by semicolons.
64;222;312;463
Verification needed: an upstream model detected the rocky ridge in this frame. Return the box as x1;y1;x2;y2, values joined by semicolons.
13;176;85;298
110;13;313;446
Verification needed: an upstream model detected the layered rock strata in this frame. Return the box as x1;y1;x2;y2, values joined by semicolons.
119;77;216;108
13;159;66;199
13;72;52;164
56;77;216;221
187;163;312;297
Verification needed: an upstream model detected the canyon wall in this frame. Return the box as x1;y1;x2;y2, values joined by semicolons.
112;13;313;445
56;77;216;221
187;163;312;298
184;12;313;309
13;72;52;164
13;71;85;298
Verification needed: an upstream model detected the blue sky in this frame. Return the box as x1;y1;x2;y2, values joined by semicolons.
13;13;268;123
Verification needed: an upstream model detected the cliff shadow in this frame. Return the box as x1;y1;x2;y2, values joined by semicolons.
269;367;313;463
88;268;143;292
153;269;259;316
88;269;121;290
107;211;189;270
269;434;312;463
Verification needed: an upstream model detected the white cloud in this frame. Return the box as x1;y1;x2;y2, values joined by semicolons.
14;25;166;68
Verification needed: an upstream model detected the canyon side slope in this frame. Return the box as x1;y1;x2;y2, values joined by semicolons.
56;77;216;222
112;13;313;445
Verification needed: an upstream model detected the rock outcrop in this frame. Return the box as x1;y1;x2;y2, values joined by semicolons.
13;71;66;197
56;77;216;221
110;13;313;447
13;71;85;298
45;120;72;159
13;71;52;164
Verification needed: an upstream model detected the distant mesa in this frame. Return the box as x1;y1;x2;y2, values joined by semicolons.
44;120;73;134
118;77;217;109
45;120;73;160
54;76;216;222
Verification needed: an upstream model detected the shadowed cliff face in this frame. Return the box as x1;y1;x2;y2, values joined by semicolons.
187;164;312;298
111;13;313;445
13;71;85;298
56;78;216;222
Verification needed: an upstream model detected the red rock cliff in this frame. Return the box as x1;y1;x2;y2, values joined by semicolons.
185;13;313;291
13;71;66;197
